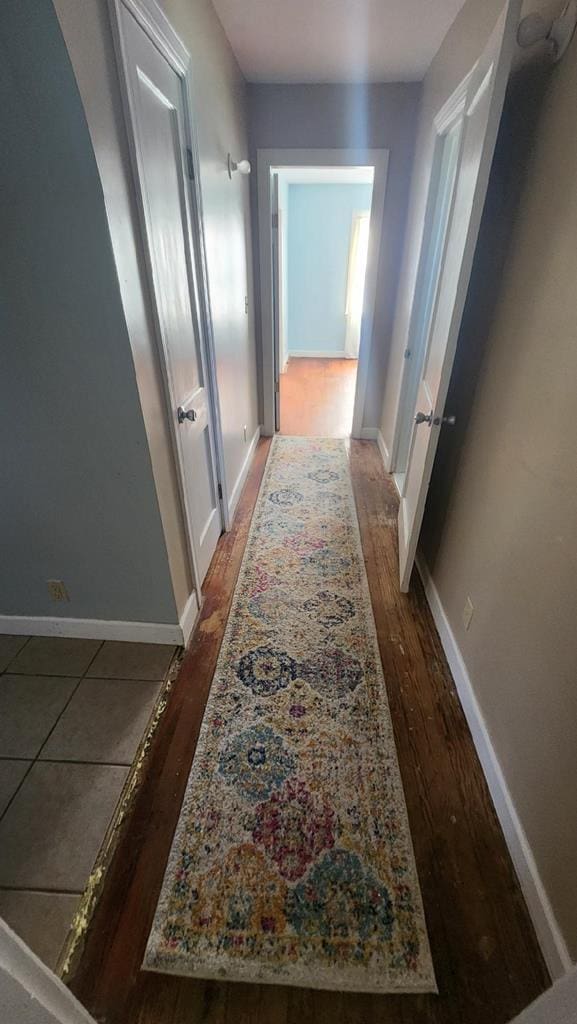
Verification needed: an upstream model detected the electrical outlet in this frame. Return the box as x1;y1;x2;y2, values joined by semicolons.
47;579;70;602
462;596;474;631
243;425;248;442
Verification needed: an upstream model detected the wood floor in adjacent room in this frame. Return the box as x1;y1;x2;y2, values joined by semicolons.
279;357;358;437
65;439;549;1024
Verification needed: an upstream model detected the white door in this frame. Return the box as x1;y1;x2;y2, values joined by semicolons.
398;0;520;591
271;172;281;430
117;4;222;585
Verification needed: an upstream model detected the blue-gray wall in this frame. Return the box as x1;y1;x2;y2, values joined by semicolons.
0;0;177;624
286;183;372;354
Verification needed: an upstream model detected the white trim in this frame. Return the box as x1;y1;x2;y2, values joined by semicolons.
287;349;350;359
376;429;390;471
0;616;184;645
392;471;404;497
108;0;229;611
257;148;389;440
276;166;374;185
227;426;261;521
508;966;577;1024
0;919;97;1024
388;67;475;478
359;429;391;476
179;589;200;646
416;552;572;981
434;65;475;134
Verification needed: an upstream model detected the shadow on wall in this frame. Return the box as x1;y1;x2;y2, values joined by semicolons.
421;55;555;570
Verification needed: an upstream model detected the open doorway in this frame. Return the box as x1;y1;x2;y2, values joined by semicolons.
257;148;389;438
271;167;374;436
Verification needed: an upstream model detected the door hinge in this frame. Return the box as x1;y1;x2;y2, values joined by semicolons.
271;212;279;229
186;147;195;181
217;482;223;500
404;348;411;360
275;380;280;392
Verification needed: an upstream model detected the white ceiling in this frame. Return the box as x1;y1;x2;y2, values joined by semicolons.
211;0;468;83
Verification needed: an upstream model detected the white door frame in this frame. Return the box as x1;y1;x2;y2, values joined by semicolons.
396;0;520;592
388;70;473;478
0;919;97;1024
257;148;389;438
108;0;230;606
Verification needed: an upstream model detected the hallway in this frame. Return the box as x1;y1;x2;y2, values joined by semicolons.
64;440;548;1024
279;358;358;437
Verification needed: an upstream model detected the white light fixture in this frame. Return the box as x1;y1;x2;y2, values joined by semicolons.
227;153;251;178
517;0;577;61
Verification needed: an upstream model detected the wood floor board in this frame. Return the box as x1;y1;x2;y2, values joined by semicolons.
279;357;357;437
66;438;549;1024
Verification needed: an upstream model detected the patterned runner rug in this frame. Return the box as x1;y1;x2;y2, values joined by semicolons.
144;437;435;993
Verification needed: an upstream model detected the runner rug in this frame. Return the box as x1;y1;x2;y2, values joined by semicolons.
144;436;436;993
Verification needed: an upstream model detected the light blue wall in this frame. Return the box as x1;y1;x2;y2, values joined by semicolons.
286;183;372;354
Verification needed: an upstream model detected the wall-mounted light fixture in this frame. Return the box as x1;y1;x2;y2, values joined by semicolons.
517;0;577;61
227;153;251;179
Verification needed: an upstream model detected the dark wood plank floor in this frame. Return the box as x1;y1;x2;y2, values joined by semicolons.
279;357;357;437
66;439;549;1024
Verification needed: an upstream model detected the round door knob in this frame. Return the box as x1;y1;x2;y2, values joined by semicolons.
414;410;433;425
433;414;456;426
177;406;197;424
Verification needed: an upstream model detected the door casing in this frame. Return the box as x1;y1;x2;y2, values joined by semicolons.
257;148;389;438
395;0;521;591
108;0;229;604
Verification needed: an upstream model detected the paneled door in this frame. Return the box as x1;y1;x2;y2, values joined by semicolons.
398;0;520;591
113;0;222;587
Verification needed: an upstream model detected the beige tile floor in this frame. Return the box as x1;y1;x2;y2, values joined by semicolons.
0;634;176;970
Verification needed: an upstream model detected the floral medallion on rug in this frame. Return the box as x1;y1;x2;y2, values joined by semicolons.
144;437;436;993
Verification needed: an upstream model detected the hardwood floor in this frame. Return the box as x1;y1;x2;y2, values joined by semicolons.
279;357;357;436
66;439;549;1024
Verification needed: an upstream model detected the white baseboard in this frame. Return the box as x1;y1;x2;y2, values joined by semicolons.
377;429;391;471
178;589;200;647
227;426;261;522
416;552;572;981
392;472;404;497
0;615;183;645
359;428;393;475
288;350;352;359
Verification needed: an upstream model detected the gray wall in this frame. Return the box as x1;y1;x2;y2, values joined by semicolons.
247;83;421;427
381;0;577;960
0;0;177;625
53;0;193;616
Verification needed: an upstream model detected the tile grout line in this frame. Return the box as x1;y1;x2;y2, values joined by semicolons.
0;678;84;827
0;885;84;896
0;638;106;826
34;679;88;764
0;639;174;912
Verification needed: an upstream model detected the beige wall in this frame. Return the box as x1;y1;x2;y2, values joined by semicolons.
160;0;260;502
382;0;577;960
